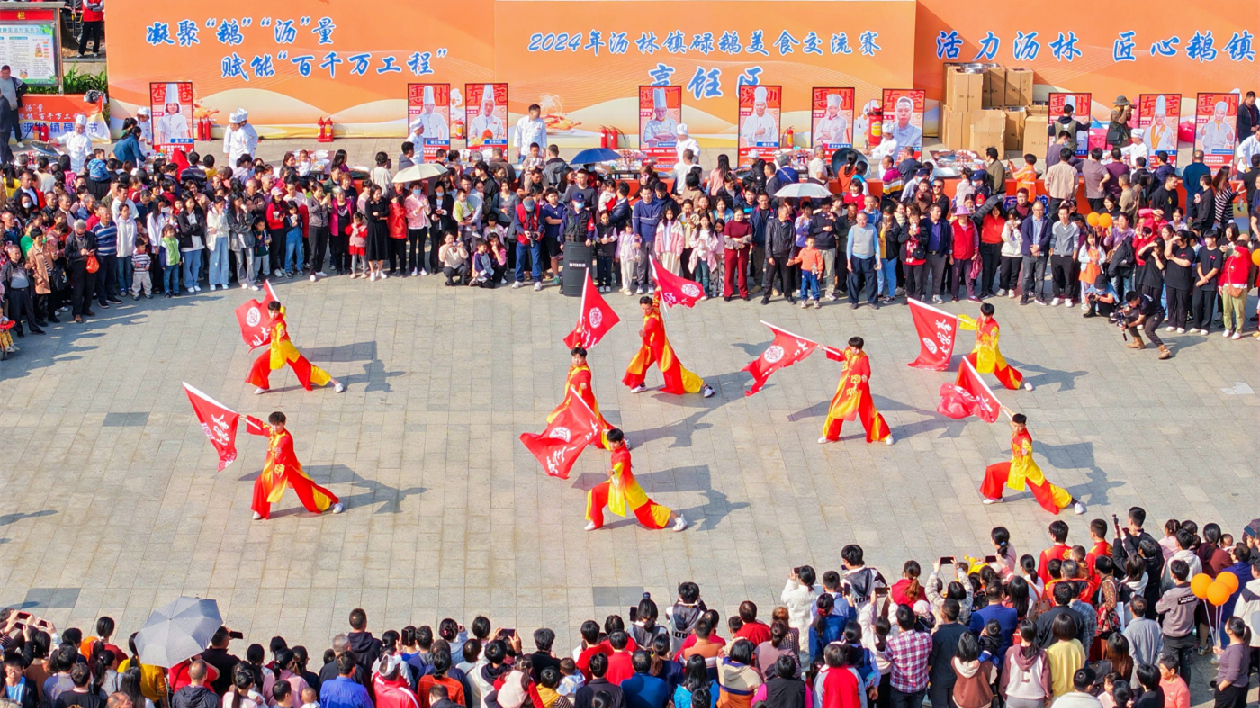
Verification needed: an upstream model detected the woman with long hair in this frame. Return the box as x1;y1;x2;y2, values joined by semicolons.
1000;620;1050;708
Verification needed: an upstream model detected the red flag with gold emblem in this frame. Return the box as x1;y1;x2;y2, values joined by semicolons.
907;298;958;370
184;383;240;471
519;392;600;479
651;257;704;308
938;357;1001;422
742;321;818;396
563;272;621;349
235;298;271;349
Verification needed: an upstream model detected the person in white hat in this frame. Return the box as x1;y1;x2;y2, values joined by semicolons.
155;83;190;145
642;87;678;146
57;114;92;172
1122;128;1149;169
814;92;851;146
467;84;504;144
222;108;258;168
413;86;449;144
741;86;777;147
1145;95;1176;152
675;122;699;163
1198;100;1236;151
888;95;922;154
135;106;153;157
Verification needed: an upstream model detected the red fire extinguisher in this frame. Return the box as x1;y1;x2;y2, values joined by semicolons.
38;123;49;141
866;101;883;149
781;126;794;147
318;117;334;143
607;127;619;149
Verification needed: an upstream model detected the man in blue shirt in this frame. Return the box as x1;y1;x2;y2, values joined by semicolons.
629;182;667;293
1181;150;1210;202
91;203;121;307
540;188;565;287
967;581;1018;661
618;651;669;708
319;654;372;708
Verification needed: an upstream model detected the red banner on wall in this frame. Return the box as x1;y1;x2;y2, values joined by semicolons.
738;84;780;167
882;88;924;158
1136;94;1182;163
639;85;682;169
1047;93;1092;156
811;87;855;151
465;83;508;151
408;83;452;161
1195;93;1238;169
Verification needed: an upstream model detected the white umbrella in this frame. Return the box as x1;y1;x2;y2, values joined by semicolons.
392;163;447;184
134;597;222;667
774;182;833;200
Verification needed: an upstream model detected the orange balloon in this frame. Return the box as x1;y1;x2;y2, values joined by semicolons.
1252;249;1260;267
1219;571;1239;594
1207;580;1232;606
1190;573;1213;599
1086;212;1100;227
1098;212;1112;229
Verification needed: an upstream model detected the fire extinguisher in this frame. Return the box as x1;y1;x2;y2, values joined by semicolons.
781;126;794;148
607;127;619;150
866;101;883;149
599;126;608;149
38;123;49;141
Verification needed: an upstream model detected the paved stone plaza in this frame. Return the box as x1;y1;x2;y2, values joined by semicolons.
1;271;1257;700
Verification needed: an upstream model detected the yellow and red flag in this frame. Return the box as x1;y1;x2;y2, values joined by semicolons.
742;321;818;396
520;392;600;479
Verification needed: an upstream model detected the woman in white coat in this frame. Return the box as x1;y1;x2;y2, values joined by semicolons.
206;196;232;290
780;565;822;665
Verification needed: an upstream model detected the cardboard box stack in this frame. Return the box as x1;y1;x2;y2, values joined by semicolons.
1023;103;1050;158
940;64;984;150
969;109;1006;155
955;64;1037;155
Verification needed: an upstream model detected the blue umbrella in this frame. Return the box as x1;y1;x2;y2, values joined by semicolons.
571;148;621;165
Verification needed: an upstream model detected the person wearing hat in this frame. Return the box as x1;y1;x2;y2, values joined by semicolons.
222;108;258;169
741;86;776;147
468;85;504;145
1106;96;1133;148
1121;129;1148;170
135;106;154;157
155;83;190;145
1081;272;1118;318
675;123;699;163
815;93;851;147
1144;96;1175;152
642;88;678;147
1198;101;1236;151
57;115;93;173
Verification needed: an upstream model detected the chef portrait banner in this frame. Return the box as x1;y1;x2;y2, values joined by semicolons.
811;87;854;151
1047;92;1091;156
1194;92;1238;169
881;88;923;158
465;83;508;150
1136;94;1181;162
149;81;194;157
639;85;682;168
738;84;780;167
408;83;451;161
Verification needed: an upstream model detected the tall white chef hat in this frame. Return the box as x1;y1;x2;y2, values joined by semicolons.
827;93;841;109
237;108;248;121
1154;95;1166;114
423;85;436;106
653;87;667;110
677;123;689;135
482;85;496;107
229;110;244;123
753;86;768;103
74;114;86;126
164;82;181;105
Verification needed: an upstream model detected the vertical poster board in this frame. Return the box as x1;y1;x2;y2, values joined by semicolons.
882;88;924;158
408;83;451;162
465;83;508;153
1195;93;1238;169
149;81;194;157
811;87;855;151
639;85;682;168
1047;92;1092;156
1136;94;1181;162
738;84;780;167
0;19;57;86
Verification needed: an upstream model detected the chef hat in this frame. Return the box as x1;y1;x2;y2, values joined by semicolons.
826;93;841;108
653;87;667;110
423;85;436;105
1154;95;1166;114
1215;100;1227;114
74;114;86;126
677;123;689;135
1130;128;1144;139
482;85;496;106
164;82;181;105
237;108;248;121
229;110;244;123
137;106;150;116
753;86;767;103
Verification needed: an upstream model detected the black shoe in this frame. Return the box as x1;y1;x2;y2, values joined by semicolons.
850;303;859;310
47;315;60;324
82;309;95;316
35;320;47;327
14;329;23;338
786;295;795;303
146;293;153;299
724;295;733;302
760;297;770;305
165;292;173;298
97;302;109;310
741;294;750;301
108;296;122;303
31;328;45;335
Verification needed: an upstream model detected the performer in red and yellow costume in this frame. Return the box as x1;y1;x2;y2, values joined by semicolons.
623;294;715;398
818;337;893;445
585;428;688;532
958;302;1033;391
550;346;612;447
981;412;1084;515
246;411;344;520
247;301;346;394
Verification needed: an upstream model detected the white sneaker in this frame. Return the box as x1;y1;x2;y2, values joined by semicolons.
700;294;708;301
1231;332;1241;340
630;384;648;393
672;515;688;532
380;272;388;279
1164;326;1174;332
932;295;942;303
241;283;250;290
186;287;195;293
799;299;808;309
194;285;202;292
534;282;543;292
636;287;645;294
1223;329;1233;338
885;435;894;446
254;387;267;394
209;284;217;291
334;382;346;393
421;269;429;276
1051;297;1060;306
411;268;419;276
982;498;1000;505
1062;300;1073;307
310;274;317;282
584;521;598;531
1175;328;1185;334
702;384;715;398
996;289;1006;297
274;269;284;277
512;282;523;289
331;503;345;514
1023;382;1034;391
1081;303;1090;312
251;285;260;291
1008;291;1017;299
253;512;263;520
1073;501;1087;515
817;437;833;444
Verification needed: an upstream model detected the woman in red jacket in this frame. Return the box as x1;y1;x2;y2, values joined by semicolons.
900;208;927;302
818;644;860;708
949;197;980;302
388;194;408;276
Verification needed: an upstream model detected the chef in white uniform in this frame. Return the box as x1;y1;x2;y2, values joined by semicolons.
741;86;777;147
1144;95;1176;152
1198;101;1236;151
888;96;922;154
222;108;258;169
814;93;850;147
135;106;153;158
675;123;700;162
468;85;504;144
642;87;678;146
413;86;449;144
155;82;190;145
58;114;92;173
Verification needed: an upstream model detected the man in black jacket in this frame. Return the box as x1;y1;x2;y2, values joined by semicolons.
927;600;968;708
761;203;795;305
809;198;838;300
346;609;382;688
171;662;220;708
0;65;26;165
1112;506;1165;616
574;653;624;708
920;203;951;303
1034;582;1085;648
